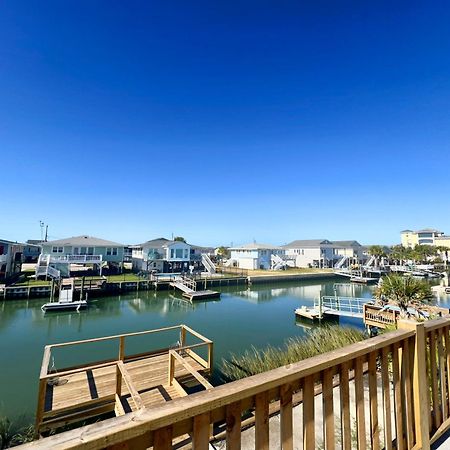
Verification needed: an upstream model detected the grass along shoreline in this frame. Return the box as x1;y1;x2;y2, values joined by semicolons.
220;326;365;381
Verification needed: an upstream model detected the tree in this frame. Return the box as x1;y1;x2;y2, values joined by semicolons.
368;245;386;265
375;274;432;312
216;246;230;258
173;236;186;243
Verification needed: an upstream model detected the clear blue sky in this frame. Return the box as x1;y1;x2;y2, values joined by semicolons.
1;1;450;246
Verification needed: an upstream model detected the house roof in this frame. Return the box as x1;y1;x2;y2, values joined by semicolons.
44;235;124;247
416;228;443;234
0;238;24;245
138;238;192;249
230;242;282;250
332;240;362;247
282;239;332;248
400;229;413;233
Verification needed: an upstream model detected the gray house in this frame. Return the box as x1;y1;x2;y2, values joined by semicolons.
0;239;24;281
38;235;125;278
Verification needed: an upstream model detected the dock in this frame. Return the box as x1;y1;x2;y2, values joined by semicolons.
295;295;373;321
35;325;213;436
169;275;220;301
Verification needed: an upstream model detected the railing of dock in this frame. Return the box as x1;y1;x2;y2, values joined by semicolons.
34;324;213;437
316;295;373;316
363;303;399;328
23;318;450;450
216;265;249;277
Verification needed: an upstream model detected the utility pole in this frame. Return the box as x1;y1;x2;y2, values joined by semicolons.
44;225;48;242
40;221;45;242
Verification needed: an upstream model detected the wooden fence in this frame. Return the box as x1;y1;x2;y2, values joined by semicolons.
21;317;450;449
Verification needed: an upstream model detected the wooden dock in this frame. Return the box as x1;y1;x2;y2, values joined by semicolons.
170;275;221;301
35;325;213;436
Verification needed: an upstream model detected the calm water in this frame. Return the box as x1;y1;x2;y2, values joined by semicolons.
1;279;448;418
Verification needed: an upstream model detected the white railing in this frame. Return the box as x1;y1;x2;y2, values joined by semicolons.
36;265;60;280
201;254;216;274
334;255;348;269
364;255;376;268
271;254;287;270
39;254;102;264
315;295;373;315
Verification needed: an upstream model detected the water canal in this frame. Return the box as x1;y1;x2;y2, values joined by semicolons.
1;278;448;419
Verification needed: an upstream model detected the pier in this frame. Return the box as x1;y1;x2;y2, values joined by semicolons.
295;295;373;321
34;325;213;436
169;275;220;301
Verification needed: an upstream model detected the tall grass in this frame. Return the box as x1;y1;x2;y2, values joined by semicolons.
220;326;365;381
0;415;34;449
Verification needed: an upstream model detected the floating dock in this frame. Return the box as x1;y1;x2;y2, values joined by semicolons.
35;325;213;436
169;275;221;301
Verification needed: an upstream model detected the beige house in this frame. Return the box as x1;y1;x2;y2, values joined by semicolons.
401;228;447;248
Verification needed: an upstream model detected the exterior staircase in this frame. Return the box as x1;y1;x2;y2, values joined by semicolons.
201;254;216;275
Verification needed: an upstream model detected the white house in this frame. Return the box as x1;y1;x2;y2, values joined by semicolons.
229;243;285;270
283;239;364;268
38;235;125;278
131;238;192;273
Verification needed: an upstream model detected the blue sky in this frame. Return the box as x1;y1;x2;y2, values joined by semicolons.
1;1;450;246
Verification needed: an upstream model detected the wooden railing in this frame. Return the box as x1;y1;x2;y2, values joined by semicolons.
24;318;450;449
35;324;212;436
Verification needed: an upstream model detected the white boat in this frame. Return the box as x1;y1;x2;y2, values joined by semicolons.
41;279;87;312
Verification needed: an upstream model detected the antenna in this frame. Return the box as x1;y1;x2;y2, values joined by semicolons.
39;221;45;242
45;225;48;242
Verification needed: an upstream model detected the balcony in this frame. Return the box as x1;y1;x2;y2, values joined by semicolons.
40;254;103;264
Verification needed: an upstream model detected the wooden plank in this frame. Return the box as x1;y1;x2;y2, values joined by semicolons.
40;346;51;378
368;351;380;450
34;379;47;437
355;356;366;450
226;401;241;450
303;375;315;450
117;361;144;410
48;325;183;349
22;328;419;450
445;327;450;415
255;392;269;450
153;426;172;450
280;383;293;450
322;368;334;450
430;330;442;429
402;337;414;449
392;342;404;450
182;324;212;344
193;412;210;450
340;361;351;450
381;346;393;450
438;329;448;422
169;350;213;389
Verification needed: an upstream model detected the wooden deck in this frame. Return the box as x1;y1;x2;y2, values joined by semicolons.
35;325;213;436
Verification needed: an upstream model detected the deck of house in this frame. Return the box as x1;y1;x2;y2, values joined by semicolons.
35;325;213;436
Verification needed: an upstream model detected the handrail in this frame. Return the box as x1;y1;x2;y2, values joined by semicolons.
116;361;144;410
24;327;416;449
168;349;213;390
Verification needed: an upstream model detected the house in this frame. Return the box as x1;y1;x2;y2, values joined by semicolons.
131;238;192;273
23;240;43;263
401;228;445;248
283;239;364;268
229;243;285;270
38;235;125;278
0;239;25;281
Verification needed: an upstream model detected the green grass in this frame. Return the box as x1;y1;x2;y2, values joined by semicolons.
220;325;366;381
247;267;335;276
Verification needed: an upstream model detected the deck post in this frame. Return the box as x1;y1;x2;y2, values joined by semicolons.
208;341;214;372
34;378;47;438
116;337;125;397
399;320;430;449
180;325;186;348
168;351;175;385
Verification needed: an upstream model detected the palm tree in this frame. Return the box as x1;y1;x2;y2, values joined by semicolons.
375;274;432;312
368;245;386;266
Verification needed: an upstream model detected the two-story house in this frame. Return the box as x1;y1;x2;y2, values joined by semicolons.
229;243;285;270
0;239;24;281
38;235;125;278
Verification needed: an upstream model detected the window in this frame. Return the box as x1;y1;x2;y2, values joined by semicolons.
170;249;175;258
112;248;117;256
175;249;183;258
107;247;118;256
0;246;4;256
80;247;87;255
184;249;188;258
88;247;94;255
52;246;63;253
